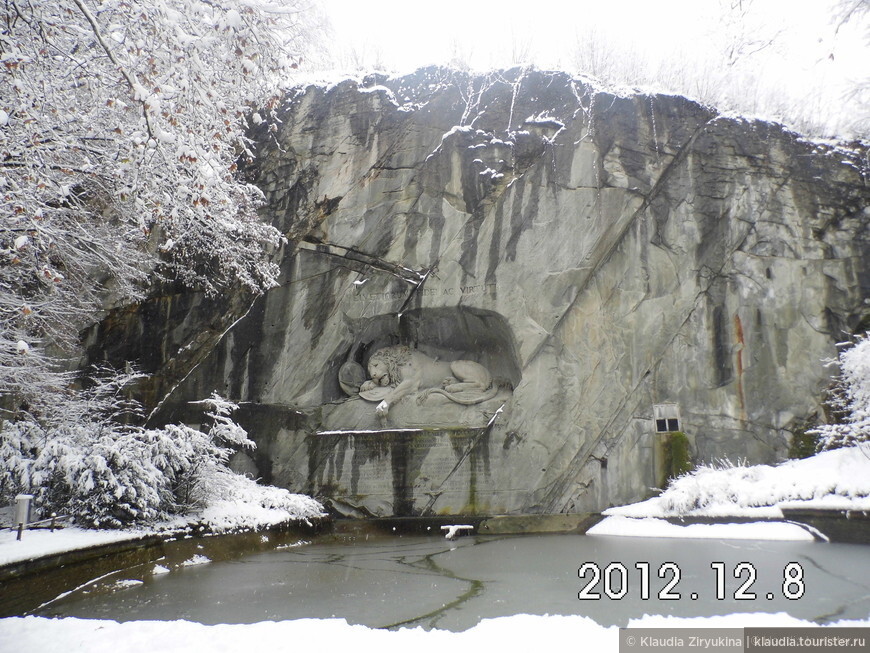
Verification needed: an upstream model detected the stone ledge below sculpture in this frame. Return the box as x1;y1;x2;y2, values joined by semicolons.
323;389;513;431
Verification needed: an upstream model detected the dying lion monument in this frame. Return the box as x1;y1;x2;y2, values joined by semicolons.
356;345;498;417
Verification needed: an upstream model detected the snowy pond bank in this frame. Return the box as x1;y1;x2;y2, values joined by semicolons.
0;612;870;653
0;486;329;618
2;612;869;653
0;480;327;576
592;445;870;543
0;520;329;619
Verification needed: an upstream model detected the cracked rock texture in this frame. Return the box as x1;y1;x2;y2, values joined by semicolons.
88;68;870;517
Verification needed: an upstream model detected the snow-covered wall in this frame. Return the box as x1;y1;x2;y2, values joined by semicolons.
87;68;870;517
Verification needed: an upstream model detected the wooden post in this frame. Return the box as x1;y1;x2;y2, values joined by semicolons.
16;523;24;541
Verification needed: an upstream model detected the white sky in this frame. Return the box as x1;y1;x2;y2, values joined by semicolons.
324;0;864;74
321;0;869;135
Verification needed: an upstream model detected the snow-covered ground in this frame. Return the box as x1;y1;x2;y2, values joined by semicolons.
588;517;816;540
591;444;870;539
0;527;148;568
1;612;867;653
0;487;324;567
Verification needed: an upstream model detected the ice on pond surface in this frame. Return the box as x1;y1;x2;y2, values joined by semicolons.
33;533;870;631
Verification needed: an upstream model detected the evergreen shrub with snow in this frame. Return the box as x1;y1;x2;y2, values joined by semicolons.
810;333;870;451
0;392;314;528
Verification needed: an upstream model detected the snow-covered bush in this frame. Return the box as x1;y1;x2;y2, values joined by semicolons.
608;446;870;518
656;459;812;515
0;392;294;528
156;393;256;512
196;468;325;532
810;334;870;451
2;420;173;527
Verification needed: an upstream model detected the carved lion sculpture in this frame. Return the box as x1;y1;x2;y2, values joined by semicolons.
358;345;498;417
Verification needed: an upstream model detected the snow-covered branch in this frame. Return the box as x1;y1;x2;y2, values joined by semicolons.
0;0;327;418
810;333;870;450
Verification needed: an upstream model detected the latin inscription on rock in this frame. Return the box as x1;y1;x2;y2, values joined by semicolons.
350;283;497;303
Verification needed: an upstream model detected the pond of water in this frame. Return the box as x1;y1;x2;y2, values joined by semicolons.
31;532;870;631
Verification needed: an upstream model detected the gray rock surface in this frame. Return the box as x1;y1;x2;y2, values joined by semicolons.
90;68;870;517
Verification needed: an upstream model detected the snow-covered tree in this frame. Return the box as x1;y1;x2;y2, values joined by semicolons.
833;0;870;135
0;1;328;525
1;0;326;418
0;389;265;527
811;334;870;450
564;0;869;139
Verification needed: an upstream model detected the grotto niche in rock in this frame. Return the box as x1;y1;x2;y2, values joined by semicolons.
330;307;518;431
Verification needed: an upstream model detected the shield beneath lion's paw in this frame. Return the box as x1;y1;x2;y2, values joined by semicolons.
338;360;367;396
358;386;392;401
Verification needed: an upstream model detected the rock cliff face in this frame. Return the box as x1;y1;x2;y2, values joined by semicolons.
89;68;870;517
